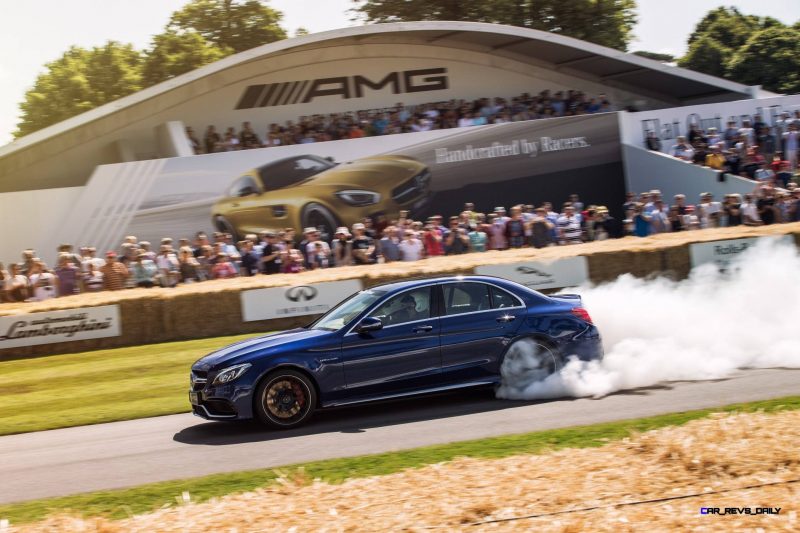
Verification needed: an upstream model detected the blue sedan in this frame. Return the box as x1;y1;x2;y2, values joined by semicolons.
189;276;602;428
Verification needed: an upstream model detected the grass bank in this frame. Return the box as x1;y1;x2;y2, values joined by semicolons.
2;395;798;526
0;333;260;435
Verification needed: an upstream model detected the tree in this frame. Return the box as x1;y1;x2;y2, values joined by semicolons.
678;6;799;94
727;27;800;94
678;36;730;79
352;0;638;50
142;31;230;86
15;42;142;138
167;0;286;53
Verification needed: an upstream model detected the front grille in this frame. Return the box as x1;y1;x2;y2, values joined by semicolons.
391;170;430;204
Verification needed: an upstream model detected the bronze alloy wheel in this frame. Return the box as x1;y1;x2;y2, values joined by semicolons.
256;370;317;428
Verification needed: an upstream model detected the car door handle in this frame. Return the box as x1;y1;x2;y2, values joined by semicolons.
496;315;517;323
412;325;434;333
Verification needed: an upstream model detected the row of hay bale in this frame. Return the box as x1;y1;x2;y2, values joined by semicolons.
2;223;799;360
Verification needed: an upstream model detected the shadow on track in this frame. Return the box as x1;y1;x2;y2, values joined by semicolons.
173;380;680;446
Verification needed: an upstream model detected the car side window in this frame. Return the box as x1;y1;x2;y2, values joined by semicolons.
490;286;521;309
443;282;491;315
368;287;432;326
228;176;259;197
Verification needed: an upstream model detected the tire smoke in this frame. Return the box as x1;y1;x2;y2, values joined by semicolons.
497;238;800;400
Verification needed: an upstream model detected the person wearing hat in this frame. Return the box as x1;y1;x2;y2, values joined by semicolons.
350;223;374;265
100;251;129;291
331;227;353;267
131;250;158;288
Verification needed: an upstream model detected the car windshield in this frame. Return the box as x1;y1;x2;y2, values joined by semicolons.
257;155;335;191
309;289;387;331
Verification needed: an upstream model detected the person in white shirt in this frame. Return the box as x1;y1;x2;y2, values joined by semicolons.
156;245;180;287
699;193;722;228
741;194;762;226
28;260;58;301
398;230;423;261
738;120;755;146
670;136;694;161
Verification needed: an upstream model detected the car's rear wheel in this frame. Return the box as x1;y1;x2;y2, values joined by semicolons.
214;215;240;242
255;370;317;429
499;338;560;391
300;203;338;242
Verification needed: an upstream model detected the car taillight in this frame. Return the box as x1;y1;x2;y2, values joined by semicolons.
571;307;593;324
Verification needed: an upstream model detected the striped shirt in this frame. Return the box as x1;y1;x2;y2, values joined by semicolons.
101;262;129;291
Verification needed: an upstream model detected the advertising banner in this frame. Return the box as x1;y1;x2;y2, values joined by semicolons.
53;114;623;255
689;235;795;271
0;305;121;350
475;256;589;290
241;279;363;322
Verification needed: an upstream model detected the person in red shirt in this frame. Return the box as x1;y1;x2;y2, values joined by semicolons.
422;219;444;257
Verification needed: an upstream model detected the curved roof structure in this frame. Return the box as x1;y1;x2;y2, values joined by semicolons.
0;21;763;193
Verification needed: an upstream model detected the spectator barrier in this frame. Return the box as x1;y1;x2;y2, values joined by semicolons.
2;223;799;360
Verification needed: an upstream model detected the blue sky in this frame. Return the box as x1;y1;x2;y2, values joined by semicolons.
1;0;799;145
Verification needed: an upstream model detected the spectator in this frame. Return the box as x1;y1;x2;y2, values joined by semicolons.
556;204;583;244
211;253;238;278
398;230;423;261
445;217;471;254
529;207;554;248
239;121;261;149
350;223;374;264
186;127;202;154
204;125;222;154
28;260;58;301
83;262;104;292
5;263;29;302
467;223;488;252
179;248;202;283
131;251;158;288
670;136;694;161
504;206;526;249
309;242;331;269
260;232;282;274
239;240;259;276
101;252;129;291
55;254;80;296
376;227;400;263
632;204;653;237
645;131;661;151
156;245;180;287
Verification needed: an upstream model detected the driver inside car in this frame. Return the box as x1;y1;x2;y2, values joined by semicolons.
390;293;421;324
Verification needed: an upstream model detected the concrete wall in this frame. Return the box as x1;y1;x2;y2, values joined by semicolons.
622;144;756;203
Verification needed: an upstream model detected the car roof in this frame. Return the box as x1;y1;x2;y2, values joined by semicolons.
254;154;328;172
367;275;530;295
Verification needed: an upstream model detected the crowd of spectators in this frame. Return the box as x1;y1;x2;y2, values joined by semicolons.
3;181;798;303
647;110;800;185
185;90;615;153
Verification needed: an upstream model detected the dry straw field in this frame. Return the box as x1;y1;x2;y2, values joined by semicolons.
17;409;800;532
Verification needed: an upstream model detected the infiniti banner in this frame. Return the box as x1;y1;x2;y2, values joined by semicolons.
475;257;589;290
0;305;121;349
241;279;363;321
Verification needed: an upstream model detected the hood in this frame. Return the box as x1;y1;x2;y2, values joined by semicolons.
192;328;331;371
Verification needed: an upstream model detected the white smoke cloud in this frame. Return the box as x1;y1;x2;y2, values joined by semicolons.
497;238;800;400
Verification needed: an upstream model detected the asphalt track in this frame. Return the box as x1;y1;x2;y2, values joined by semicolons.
1;368;798;505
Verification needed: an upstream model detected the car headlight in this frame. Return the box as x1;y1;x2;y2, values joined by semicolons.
212;363;252;385
335;190;381;206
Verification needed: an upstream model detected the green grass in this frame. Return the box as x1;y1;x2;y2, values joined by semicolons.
1;395;799;526
0;333;261;435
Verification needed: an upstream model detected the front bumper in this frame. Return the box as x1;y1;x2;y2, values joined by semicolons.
189;373;255;420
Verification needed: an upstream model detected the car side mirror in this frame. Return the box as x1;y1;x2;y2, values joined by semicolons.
356;317;383;333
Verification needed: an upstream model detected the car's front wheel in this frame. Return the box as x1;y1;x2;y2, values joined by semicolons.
213;215;240;242
255;369;317;429
300;203;338;242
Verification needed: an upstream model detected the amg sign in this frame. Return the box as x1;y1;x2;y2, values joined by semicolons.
235;68;449;109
